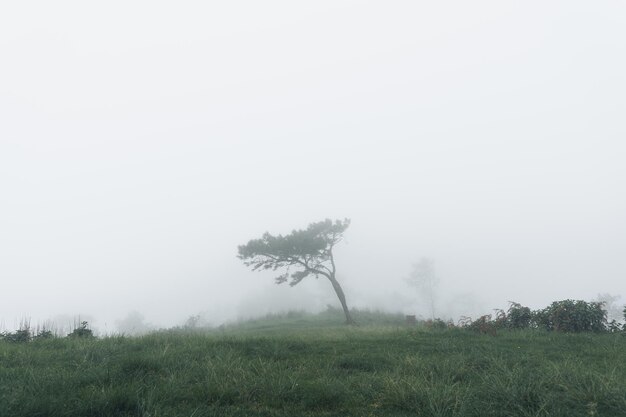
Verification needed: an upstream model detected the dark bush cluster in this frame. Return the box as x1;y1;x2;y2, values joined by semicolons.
67;321;94;338
0;328;31;343
507;302;533;329
457;302;533;335
461;314;497;335
0;327;55;343
1;321;95;343
422;318;452;330
533;300;607;332
461;300;625;334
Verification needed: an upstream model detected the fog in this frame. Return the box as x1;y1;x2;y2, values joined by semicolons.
1;1;625;333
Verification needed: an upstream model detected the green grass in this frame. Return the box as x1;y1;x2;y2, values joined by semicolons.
1;312;625;417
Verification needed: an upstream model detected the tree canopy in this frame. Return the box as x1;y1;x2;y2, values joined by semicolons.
238;218;354;323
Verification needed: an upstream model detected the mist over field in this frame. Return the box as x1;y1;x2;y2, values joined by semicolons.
1;1;625;334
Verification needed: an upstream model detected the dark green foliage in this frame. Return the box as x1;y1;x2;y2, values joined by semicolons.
238;218;355;324
1;328;31;343
462;300;614;334
1;324;57;343
67;321;94;338
237;218;350;285
533;300;607;332
607;319;623;333
34;329;55;340
424;318;450;330
1;312;626;417
506;301;532;329
463;314;498;335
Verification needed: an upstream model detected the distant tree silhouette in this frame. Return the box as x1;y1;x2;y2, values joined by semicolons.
407;257;438;320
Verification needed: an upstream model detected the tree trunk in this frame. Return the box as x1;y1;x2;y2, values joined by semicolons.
328;274;356;325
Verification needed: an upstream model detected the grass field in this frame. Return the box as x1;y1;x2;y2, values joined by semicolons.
1;311;625;417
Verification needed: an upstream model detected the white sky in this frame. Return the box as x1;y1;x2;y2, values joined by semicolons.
1;1;625;331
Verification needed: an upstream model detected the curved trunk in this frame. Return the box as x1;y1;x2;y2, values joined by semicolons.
328;274;356;325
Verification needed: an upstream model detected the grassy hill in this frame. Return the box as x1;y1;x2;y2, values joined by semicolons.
1;310;625;417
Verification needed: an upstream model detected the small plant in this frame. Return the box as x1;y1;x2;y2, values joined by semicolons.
492;309;508;329
184;315;201;329
32;322;56;340
458;316;473;327
424;318;449;330
67;321;94;338
34;329;55;340
465;302;532;333
463;315;497;336
607;320;622;333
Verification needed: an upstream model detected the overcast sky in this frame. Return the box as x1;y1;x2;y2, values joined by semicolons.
1;1;625;331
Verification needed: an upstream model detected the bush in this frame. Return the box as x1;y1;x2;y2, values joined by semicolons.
507;302;532;329
67;321;94;338
34;329;55;340
424;318;450;330
533;300;607;333
462;300;611;335
463;315;497;335
2;328;31;343
460;302;532;335
607;320;622;333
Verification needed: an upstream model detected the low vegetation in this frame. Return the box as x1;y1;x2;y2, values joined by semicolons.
1;305;626;417
460;300;625;336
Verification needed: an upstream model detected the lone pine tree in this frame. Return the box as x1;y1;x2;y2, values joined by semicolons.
238;218;355;324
